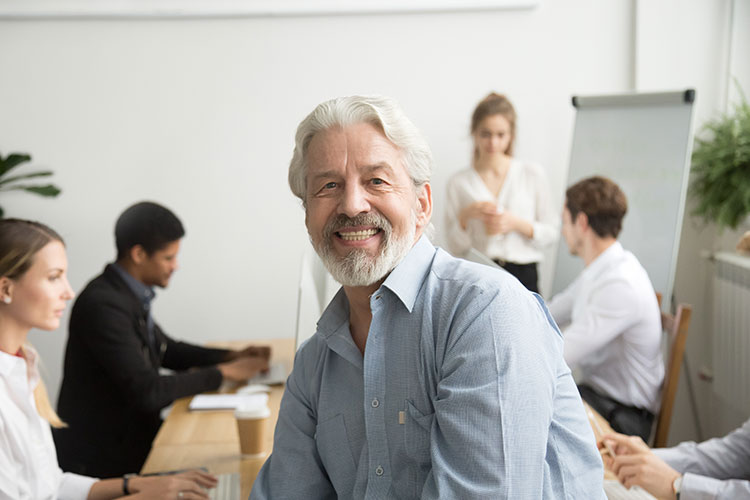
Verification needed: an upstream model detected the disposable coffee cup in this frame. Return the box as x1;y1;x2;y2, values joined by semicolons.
235;405;271;457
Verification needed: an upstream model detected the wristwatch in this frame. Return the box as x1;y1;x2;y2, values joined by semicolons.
672;475;683;499
123;473;138;495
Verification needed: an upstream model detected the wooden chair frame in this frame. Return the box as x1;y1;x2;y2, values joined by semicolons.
653;292;692;448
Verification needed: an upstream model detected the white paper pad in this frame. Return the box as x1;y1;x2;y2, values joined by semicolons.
189;393;268;412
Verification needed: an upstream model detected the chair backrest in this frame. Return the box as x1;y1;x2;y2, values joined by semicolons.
653;293;692;447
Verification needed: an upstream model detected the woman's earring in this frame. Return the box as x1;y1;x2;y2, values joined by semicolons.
2;296;11;304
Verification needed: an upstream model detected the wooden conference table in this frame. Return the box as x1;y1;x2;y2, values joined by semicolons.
142;337;617;496
141;338;294;499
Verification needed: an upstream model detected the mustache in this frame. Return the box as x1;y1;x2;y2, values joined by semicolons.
323;212;392;239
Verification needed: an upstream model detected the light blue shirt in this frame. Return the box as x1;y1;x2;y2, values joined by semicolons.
251;236;604;499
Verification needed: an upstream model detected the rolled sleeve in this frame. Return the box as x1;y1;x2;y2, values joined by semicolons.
59;472;97;500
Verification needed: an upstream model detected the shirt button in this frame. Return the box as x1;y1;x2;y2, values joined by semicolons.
371;398;380;408
375;466;384;476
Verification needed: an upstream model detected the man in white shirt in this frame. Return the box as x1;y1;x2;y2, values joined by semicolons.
548;176;663;440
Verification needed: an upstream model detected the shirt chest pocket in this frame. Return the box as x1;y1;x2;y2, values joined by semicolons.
404;400;434;468
315;413;356;495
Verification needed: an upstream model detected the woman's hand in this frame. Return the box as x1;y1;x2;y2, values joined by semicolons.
600;432;681;500
459;201;497;230
483;211;534;238
129;469;217;499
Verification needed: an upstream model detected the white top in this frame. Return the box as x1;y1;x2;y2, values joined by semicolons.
444;159;559;264
0;346;97;500
548;242;664;413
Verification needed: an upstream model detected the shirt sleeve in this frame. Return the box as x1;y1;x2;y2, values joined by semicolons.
80;297;223;413
653;418;750;499
250;348;336;500
529;165;560;248
58;472;97;500
420;285;593;498
547;279;578;328
562;277;639;368
444;173;475;257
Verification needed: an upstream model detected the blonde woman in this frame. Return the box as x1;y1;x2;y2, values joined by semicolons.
445;93;558;293
0;218;216;500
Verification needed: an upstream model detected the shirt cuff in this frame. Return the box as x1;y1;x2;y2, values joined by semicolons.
59;471;98;500
681;472;724;500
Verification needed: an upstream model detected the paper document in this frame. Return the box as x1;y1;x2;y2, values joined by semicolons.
189;393;268;412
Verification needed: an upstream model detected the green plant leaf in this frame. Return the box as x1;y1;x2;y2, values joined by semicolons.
689;85;750;230
0;184;61;197
0;153;32;176
0;170;54;187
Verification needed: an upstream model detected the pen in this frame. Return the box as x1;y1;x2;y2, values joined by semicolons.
586;406;616;457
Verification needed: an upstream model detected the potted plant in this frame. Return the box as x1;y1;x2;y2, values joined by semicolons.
690;90;750;232
0;152;61;218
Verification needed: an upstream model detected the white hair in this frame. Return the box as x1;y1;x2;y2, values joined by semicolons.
288;95;433;202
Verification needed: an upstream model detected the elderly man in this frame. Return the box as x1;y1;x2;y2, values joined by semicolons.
250;96;604;499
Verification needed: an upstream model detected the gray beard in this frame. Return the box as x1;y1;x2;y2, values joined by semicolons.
312;211;416;287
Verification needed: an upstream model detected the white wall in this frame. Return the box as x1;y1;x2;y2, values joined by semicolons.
1;2;634;405
635;0;750;445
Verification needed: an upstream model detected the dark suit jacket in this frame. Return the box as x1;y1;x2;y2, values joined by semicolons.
53;264;229;478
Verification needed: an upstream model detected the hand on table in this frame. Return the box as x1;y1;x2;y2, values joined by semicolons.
218;355;269;382
227;345;272;362
129;469;217;499
599;432;681;500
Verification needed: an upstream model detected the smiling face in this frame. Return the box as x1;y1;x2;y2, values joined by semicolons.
473;114;513;158
3;240;74;332
304;122;432;287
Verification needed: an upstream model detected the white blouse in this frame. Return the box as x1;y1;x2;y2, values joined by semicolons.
444;159;559;265
0;346;96;500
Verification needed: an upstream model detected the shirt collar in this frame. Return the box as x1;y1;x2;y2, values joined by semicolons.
380;235;436;313
0;344;39;388
112;262;156;306
582;240;624;281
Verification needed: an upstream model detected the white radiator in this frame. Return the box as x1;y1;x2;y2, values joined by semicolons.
712;252;750;414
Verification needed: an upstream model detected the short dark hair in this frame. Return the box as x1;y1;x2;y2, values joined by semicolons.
565;176;627;239
115;202;185;259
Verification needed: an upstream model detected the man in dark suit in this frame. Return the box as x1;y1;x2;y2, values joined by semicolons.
54;201;269;478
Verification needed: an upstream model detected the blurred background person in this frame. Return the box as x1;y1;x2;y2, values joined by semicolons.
445;92;558;293
0;218;216;499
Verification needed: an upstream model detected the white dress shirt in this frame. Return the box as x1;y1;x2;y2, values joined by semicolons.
444;159;559;264
0;346;96;500
548;241;664;413
654;417;750;499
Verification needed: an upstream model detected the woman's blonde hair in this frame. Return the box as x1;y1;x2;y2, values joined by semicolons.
1;219;67;428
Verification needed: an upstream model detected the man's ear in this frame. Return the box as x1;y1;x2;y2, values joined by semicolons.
415;183;433;229
129;245;148;266
575;212;589;232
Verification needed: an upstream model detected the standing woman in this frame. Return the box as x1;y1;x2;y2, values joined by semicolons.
0;218;215;500
445;93;559;293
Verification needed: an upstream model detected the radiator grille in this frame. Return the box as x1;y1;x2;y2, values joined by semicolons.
712;252;750;414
